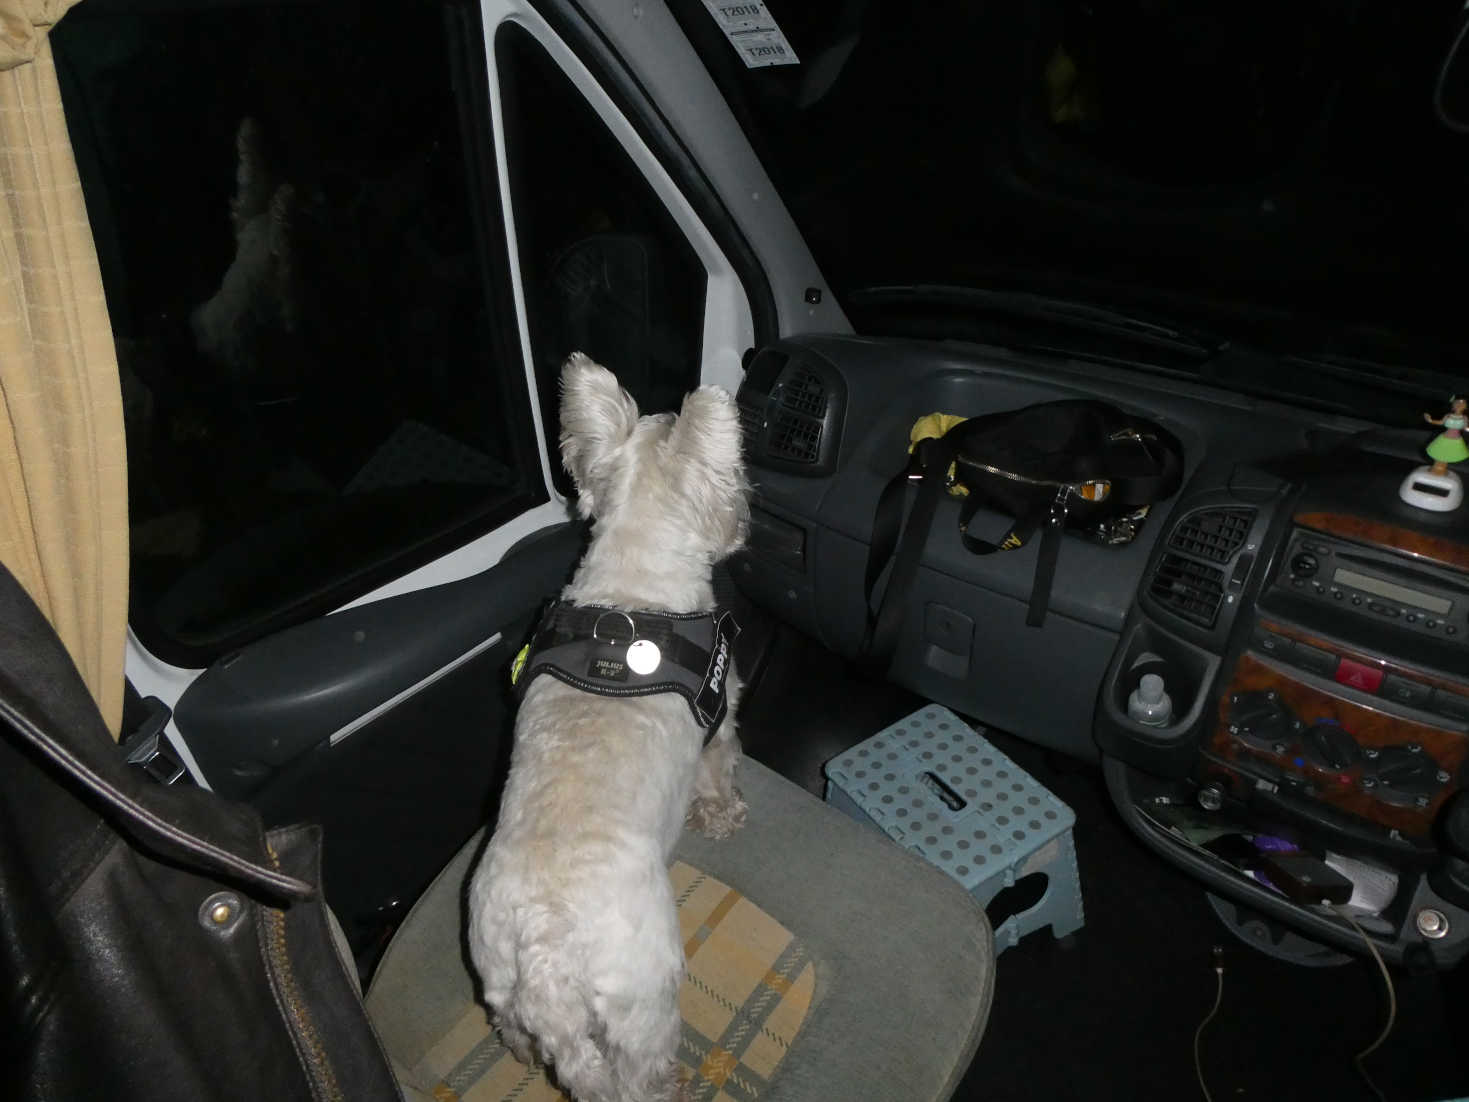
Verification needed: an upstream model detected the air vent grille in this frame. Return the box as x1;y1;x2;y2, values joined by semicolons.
737;404;764;447
777;369;829;418
734;348;844;475
1150;553;1226;627
1168;508;1255;563
768;408;822;463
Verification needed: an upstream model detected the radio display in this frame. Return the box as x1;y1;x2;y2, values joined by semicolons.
1332;566;1452;615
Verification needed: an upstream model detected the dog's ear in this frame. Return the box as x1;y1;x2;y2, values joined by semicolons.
666;384;750;556
230;117;272;238
559;352;639;518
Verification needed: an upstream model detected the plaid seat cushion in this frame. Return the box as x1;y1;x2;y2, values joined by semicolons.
368;758;993;1102
402;861;815;1102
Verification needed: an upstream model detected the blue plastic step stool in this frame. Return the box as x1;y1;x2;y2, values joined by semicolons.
824;705;1084;953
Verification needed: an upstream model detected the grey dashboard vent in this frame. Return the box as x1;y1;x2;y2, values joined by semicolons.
1168;508;1255;563
768;406;823;464
736;347;846;476
768;368;829;464
776;367;830;418
1149;552;1225;627
737;402;765;448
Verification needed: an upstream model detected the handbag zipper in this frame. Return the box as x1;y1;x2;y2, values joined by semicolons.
959;459;1112;502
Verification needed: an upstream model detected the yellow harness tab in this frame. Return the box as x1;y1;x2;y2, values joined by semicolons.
510;643;530;686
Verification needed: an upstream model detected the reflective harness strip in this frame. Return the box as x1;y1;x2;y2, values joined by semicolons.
511;600;740;742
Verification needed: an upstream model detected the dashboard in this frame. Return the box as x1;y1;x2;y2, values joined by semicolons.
733;333;1469;968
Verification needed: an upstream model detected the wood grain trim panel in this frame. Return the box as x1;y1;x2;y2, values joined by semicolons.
1295;511;1469;572
1257;618;1469;697
1206;653;1465;836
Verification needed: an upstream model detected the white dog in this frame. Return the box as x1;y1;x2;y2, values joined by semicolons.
467;353;751;1102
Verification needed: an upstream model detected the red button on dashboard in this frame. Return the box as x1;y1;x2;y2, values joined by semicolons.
1334;657;1384;693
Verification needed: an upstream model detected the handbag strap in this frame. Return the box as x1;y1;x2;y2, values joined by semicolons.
957;495;1044;555
860;427;967;669
957;491;1065;626
1104;428;1184;505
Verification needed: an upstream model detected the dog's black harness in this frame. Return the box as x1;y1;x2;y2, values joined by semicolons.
511;600;740;741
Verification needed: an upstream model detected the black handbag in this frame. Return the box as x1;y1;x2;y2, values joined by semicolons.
0;564;401;1102
861;400;1183;662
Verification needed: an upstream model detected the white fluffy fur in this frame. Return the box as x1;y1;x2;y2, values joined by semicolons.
467;353;752;1102
191;117;296;373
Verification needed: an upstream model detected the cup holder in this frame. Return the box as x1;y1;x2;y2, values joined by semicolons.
1108;620;1219;740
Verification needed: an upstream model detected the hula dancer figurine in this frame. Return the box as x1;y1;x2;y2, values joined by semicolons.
1425;396;1468;474
1400;395;1467;511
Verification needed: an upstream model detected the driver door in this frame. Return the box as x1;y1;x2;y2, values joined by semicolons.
53;0;758;960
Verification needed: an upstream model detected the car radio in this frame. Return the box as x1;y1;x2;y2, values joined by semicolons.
1272;528;1469;641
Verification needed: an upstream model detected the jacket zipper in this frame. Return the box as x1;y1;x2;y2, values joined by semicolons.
261;844;344;1101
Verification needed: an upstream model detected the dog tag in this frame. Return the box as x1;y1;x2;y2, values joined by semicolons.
626;639;662;675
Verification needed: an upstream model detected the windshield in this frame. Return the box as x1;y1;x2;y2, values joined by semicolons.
672;0;1469;414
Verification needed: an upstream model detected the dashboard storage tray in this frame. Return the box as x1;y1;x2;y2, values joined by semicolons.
824;705;1084;952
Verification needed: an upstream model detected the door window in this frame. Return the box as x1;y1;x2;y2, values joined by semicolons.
54;0;544;666
495;21;709;495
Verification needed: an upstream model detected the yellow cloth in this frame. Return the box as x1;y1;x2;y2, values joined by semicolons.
908;412;966;451
909;412;969;497
1;5;128;735
0;0;76;71
407;862;816;1101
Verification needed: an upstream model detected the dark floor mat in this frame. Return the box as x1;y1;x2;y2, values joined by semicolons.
738;622;926;798
738;627;1468;1102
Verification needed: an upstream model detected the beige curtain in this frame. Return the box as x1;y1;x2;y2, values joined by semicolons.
2;0;128;735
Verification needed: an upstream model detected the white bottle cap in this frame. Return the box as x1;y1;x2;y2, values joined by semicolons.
1138;673;1165;703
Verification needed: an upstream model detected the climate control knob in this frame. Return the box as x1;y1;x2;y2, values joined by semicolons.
1365;745;1445;808
1299;722;1362;773
1227;690;1302;752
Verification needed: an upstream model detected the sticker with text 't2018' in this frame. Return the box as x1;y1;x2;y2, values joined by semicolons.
701;1;799;68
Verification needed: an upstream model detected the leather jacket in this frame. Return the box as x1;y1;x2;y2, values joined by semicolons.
0;564;401;1101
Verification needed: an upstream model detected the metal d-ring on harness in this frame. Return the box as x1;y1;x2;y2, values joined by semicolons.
591;610;637;642
590;610;666;676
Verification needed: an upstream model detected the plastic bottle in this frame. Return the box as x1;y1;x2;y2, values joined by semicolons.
1128;673;1173;727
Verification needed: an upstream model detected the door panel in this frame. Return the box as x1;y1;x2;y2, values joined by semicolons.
173;522;583;951
174;524;584;800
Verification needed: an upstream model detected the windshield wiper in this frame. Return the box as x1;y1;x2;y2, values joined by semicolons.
846;284;1225;361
